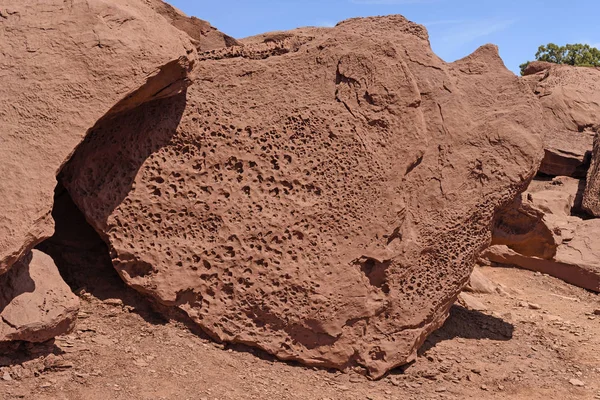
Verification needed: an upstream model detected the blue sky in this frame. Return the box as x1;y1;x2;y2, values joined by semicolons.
169;0;600;75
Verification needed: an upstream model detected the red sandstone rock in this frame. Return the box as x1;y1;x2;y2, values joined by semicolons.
583;133;600;216
0;0;197;275
458;292;487;311
465;267;497;294
0;250;79;343
521;61;555;76
484;242;600;293
486;177;600;292
145;0;241;51
60;16;544;377
522;65;600;178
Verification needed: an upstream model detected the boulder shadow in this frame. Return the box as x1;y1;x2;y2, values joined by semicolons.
0;340;64;367
417;304;514;356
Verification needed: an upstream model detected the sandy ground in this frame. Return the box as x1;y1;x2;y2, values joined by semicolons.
1;264;599;400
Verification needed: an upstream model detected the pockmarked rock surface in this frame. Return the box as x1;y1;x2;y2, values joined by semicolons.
0;0;197;275
61;16;544;377
485;177;600;292
583;132;600;216
0;250;79;343
522;63;600;178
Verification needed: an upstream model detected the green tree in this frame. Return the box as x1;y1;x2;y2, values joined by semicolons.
519;43;600;75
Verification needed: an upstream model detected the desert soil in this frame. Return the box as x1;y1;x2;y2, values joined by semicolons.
1;263;599;400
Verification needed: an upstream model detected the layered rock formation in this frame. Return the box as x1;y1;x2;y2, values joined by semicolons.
481;63;600;292
0;0;197;275
60;16;544;377
484;177;600;292
0;250;79;343
522;62;600;178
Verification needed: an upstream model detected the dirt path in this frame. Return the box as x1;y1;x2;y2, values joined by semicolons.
1;266;599;400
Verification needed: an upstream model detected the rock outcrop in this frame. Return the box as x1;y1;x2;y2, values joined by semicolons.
481;64;600;292
145;0;241;51
583;133;600;217
0;250;79;343
522;64;600;178
60;16;544;377
0;0;197;275
484;177;600;292
522;61;555;76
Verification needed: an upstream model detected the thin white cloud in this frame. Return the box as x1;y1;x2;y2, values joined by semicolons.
441;18;516;46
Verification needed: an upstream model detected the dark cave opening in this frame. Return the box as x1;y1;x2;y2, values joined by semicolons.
36;182;123;298
34;182;168;325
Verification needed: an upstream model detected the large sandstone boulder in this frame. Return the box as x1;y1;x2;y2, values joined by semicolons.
60;16;544;377
522;64;600;177
583;132;600;216
485;176;600;292
0;0;197;275
0;250;79;343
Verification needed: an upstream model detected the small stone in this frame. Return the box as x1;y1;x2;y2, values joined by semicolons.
2;371;12;381
569;379;585;387
435;387;447;393
133;359;149;367
481;385;489;391
459;293;487;311
593;309;600;316
388;376;401;386
528;303;542;310
103;298;124;307
471;368;482;375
